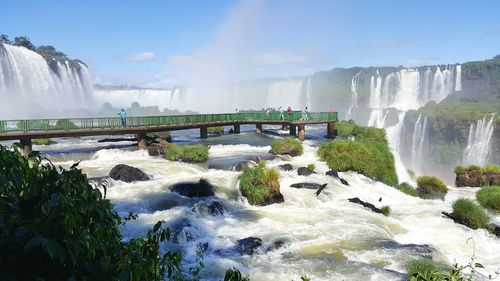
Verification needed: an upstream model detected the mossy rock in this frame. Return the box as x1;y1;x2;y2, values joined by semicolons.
476;186;500;212
239;162;283;206
164;144;208;163
416;176;448;199
270;137;303;156
451;198;491;230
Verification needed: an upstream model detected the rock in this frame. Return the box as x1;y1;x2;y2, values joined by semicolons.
290;182;325;189
456;170;483;187
315;184;328;196
326;170;339;178
234;237;262;255
297;167;315;176
192;200;225;216
279;164;293;171
228;128;234;134
493;224;500;238
265;239;289;252
170;179;216;197
339;177;350;186
263;193;285;205
109;164;150;183
248;156;261;163
233;161;255;172
348;197;382;214
146;145;164;156
483;173;500;186
168;218;196;243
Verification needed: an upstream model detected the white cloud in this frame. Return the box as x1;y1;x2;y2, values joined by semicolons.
254;50;309;65
166;55;193;65
125;52;155;62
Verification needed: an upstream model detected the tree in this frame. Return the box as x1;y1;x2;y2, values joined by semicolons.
0;34;10;44
13;36;35;50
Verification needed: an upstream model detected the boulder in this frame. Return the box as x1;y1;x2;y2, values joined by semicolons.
339;178;350;186
483;173;500;186
146;145;164;156
326;170;339;178
234;237;262;255
348;197;382;214
455;170;483;187
109;164;150;183
290;182;325;189
170;179;216;197
265;239;289;252
263;193;285;205
279;164;294;171
192;200;225;216
233;161;255;172
297;167;315;176
168;218;196;243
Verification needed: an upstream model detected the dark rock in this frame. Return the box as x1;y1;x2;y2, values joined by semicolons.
235;237;262;255
297;167;315;176
192;200;225;216
348;197;382;214
456;170;483;187
279;164;293;171
290;182;324;189
315;184;328;196
169;218;196;243
483;173;500;186
265;193;285;205
146;145;164;156
248;156;261;163
228;128;234;134
266;239;289;252
493;224;500;237
378;240;433;254
339;178;350;186
170;179;216;197
326;170;339;178
109;164;150;183
233;161;255;172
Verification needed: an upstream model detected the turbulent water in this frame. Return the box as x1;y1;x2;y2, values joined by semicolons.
463;114;496;166
15;126;498;281
0;43;93;117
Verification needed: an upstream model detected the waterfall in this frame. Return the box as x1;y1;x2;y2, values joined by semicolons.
411;114;428;172
345;71;360;120
305;76;312;109
266;79;304;110
0;43;93;114
369;70;382;108
455;64;462;92
462;114;496;166
422;67;432;101
367;109;389;128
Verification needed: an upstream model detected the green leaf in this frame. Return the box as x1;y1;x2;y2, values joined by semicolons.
24;236;44;250
474;262;485;268
153;221;162;233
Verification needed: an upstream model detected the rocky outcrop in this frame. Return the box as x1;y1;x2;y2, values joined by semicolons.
483;173;500;186
170;179;216;197
442;212;500;238
348;197;382;214
233;161;256;172
234;237;262;255
326;170;339;178
456;170;500;187
279;164;294;171
339;178;350;186
290;182;325;189
297;167;315;176
109;164;150;182
262;193;285;205
192;200;225;216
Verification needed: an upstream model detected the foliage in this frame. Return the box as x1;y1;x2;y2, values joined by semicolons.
224;268;251;281
416;176;448;198
13;36;35;50
380;206;391;216
455;165;466;175
307;163;316;171
451;198;491;231
455;164;500;176
270;137;303;156
55;119;77;130
481;164;500;174
476;186;500;212
0;146;186;280
207;126;225;134
164;144;208;163
396;182;420;197
239;163;281;206
334;120;357;136
0;34;11;44
407;259;441;279
356;126;388;144
32;138;51;145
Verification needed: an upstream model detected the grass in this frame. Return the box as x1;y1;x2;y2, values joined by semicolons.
416;176;448;199
270;137;303;156
239;161;281;206
207;126;225;134
334;120;357;136
476;186;500;212
406;259;441;279
482;163;500;174
164;144;208;162
396;182;419;197
32;138;51;145
307;163;316;171
451;198;491;230
455;163;500;175
380;206;390;216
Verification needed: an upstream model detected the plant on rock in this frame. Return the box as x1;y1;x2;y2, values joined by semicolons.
476;186;500;212
239;161;283;206
270;137;303;156
164;143;209;162
208;126;225;134
451;198;491;231
396;182;419;197
416;176;448;199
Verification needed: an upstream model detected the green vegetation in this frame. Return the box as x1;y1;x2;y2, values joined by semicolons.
407;259;441;279
207;126;225;134
454;164;500;175
416;176;448;199
476;186;500;212
307;163;316;171
451;198;491;230
270;137;303;156
481;163;500;174
334;120;357;136
55;119;77;130
396;182;420;197
239;161;281;206
164;143;209;163
32;138;51;145
224;268;251;281
318;126;398;187
380;206;391;216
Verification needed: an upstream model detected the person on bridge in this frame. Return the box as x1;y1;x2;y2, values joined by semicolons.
118;108;127;126
302;107;309;121
279;106;285;120
287;106;292;121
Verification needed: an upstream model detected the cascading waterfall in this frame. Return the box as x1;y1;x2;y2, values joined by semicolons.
462;114;496;166
455;65;462;92
0;43;93;112
305;76;312;109
345;71;360;120
369;70;382;109
367;109;389;128
265;79;303;110
410;114;428;172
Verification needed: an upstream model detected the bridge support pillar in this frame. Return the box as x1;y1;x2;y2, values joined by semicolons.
20;138;32;156
289;125;296;136
200;126;208;139
234;124;240;134
136;133;148;148
327;122;335;139
281;124;289;130
298;124;305;141
256;124;263;134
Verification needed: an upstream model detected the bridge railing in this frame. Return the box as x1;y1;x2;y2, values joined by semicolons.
0;111;338;133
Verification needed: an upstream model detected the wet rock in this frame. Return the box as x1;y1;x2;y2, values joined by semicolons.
279;164;294;171
326;169;339;178
265;239;289;252
109;164;150;183
170;179;216;197
248;156;261;163
265;193;285;205
315;184;328;196
339;178;350;186
493;224;500;237
169;218;196;243
348;197;382;214
146;145;164;156
456;170;483;187
378;240;433;254
228;128;234;134
233;161;255;172
290;182;325;189
235;237;262;255
484;173;500;186
192;200;225;216
297;167;315;176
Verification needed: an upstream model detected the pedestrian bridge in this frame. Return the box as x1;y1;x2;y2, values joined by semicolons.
0;111;338;155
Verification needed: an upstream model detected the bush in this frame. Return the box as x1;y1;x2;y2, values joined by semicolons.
207;126;225;134
356;127;388;144
476;186;500;212
224;268;250;281
33;138;51;145
481;163;500;174
451;198;491;230
396;182;419;197
454;165;466;175
380;206;390;216
307;163;316;171
164;144;208;162
416;176;448;199
239;162;281;206
270;137;303;156
334;120;357;136
0;146;186;280
55;119;77;130
468;165;481;171
406;259;441;279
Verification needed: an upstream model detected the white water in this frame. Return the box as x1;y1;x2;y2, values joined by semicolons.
345;71;360;120
305;76;312;109
265;79;303;110
455;65;462;92
462;114;496;166
0;43;93;117
42;135;500;280
410;114;428;173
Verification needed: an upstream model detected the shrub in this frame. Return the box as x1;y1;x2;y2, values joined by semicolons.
164;144;208;162
454;165;466;175
239;163;281;206
270;137;303;156
307;163;316;171
356;127;388;144
451;198;491;230
224;268;250;281
476;186;500;212
32;138;51;145
416;176;448;199
468;165;481;171
406;259;441;279
396;182;419;197
55;119;77;130
0;146;186;280
334;120;357;136
481;163;500;174
207;126;225;134
380;206;390;216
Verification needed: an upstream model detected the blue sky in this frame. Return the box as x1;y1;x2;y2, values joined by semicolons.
2;0;500;87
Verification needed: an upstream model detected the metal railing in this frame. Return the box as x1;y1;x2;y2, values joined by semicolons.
0;111;338;133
